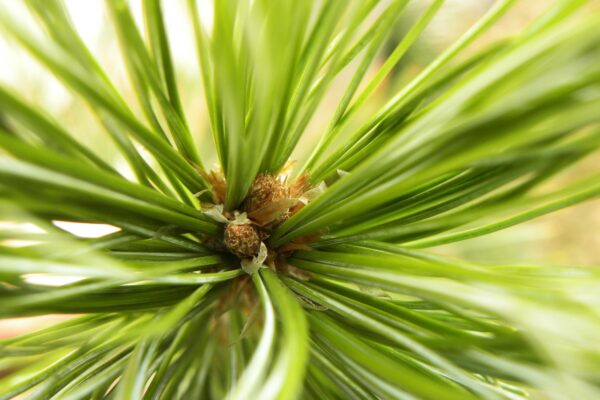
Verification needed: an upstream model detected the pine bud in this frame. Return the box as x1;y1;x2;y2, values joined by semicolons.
243;174;288;214
224;223;261;258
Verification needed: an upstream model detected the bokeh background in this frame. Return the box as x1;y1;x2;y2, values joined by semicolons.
1;0;599;339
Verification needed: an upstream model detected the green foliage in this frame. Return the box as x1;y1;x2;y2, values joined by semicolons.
1;0;600;399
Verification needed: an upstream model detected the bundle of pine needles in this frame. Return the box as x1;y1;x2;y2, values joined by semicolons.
1;0;600;399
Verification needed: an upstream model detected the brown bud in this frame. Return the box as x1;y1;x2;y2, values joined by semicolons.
224;223;261;258
243;174;288;214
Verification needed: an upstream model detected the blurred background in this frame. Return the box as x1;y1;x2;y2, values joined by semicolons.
1;0;599;338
